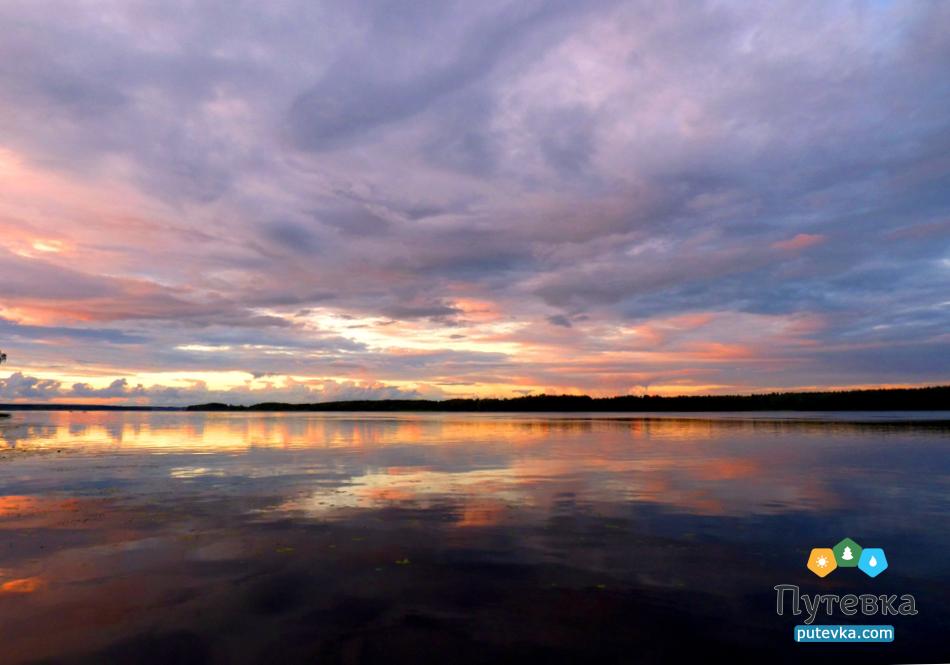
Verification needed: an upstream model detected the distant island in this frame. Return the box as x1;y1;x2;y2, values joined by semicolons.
185;386;950;412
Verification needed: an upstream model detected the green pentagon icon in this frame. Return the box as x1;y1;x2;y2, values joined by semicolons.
833;537;862;568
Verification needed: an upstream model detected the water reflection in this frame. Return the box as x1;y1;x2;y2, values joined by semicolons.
2;411;947;520
5;410;950;452
0;411;948;663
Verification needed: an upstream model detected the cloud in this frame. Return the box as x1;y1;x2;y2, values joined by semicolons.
0;372;430;406
0;317;144;345
286;0;607;152
0;373;63;401
771;234;825;251
0;1;948;400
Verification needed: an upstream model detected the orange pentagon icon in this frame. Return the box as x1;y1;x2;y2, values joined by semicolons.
807;547;837;577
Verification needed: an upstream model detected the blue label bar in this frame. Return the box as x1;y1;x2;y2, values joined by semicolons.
794;625;894;643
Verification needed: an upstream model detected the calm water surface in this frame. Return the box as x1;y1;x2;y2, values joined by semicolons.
1;411;948;663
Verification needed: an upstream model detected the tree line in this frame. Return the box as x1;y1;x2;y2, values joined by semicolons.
187;385;950;412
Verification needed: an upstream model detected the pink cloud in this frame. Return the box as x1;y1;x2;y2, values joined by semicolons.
771;234;825;251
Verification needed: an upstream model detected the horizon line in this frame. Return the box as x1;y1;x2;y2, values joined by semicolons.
1;384;948;412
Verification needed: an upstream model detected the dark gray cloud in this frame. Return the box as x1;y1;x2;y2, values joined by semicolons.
547;314;572;328
0;317;144;345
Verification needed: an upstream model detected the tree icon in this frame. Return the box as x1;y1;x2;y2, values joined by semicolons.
833;537;862;567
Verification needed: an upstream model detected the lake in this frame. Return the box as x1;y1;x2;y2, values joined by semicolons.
1;411;948;663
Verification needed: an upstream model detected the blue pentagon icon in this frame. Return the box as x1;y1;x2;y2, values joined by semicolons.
857;548;888;577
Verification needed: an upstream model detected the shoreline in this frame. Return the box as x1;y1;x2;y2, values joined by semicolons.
0;385;947;413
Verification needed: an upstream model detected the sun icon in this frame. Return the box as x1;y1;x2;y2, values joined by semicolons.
807;547;837;577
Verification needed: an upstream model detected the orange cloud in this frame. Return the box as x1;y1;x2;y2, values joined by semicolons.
0;577;46;595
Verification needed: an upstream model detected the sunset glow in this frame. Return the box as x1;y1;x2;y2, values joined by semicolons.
1;2;948;404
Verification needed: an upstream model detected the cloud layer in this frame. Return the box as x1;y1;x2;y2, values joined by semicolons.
1;1;948;403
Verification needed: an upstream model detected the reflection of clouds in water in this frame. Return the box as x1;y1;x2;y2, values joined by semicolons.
273;467;529;520
1;414;948;663
0;421;58;448
168;467;227;479
268;449;839;520
1;412;948;521
0;577;45;595
6;410;943;451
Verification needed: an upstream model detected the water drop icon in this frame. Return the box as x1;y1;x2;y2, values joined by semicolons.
858;548;887;577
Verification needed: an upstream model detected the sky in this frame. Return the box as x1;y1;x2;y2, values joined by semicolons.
1;0;949;405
